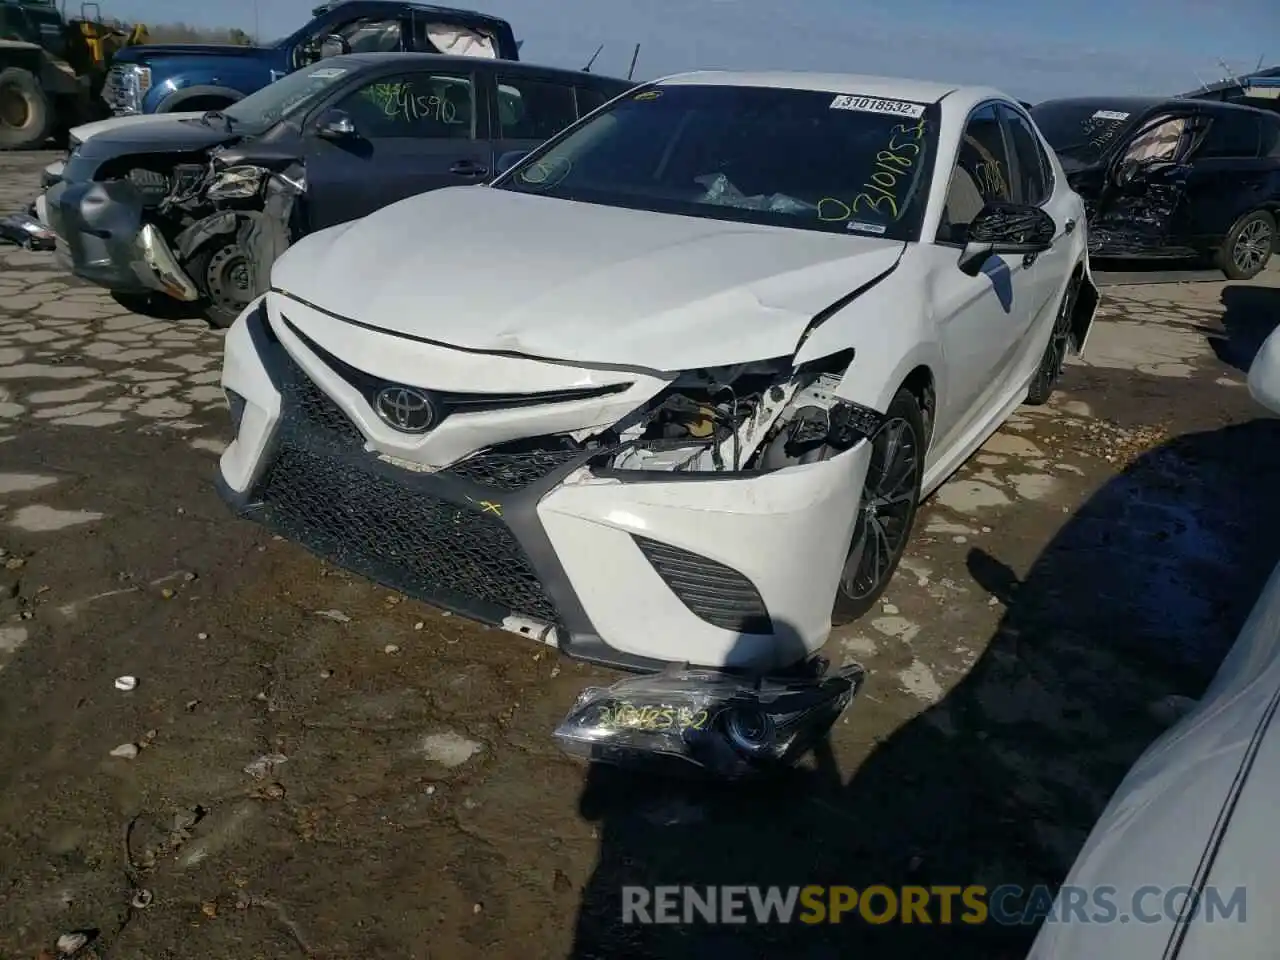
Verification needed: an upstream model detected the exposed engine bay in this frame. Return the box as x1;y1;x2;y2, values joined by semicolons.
105;146;305;322
571;349;885;475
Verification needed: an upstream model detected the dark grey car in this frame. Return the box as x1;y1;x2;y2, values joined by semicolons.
45;52;633;325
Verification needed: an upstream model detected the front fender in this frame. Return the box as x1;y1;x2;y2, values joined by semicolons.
175;211;239;260
792;266;941;415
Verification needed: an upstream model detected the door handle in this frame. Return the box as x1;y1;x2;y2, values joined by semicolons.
1063;217;1077;234
450;160;488;177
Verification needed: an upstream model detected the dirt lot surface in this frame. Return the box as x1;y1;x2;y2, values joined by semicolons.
2;150;1279;959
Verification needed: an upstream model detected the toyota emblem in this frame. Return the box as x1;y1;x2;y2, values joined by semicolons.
374;386;436;433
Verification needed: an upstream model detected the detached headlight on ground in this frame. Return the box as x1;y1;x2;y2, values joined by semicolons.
206;165;266;201
553;660;866;779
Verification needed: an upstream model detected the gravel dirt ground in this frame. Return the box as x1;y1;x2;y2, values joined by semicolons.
1;150;1279;960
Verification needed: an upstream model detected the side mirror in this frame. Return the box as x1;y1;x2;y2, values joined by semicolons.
495;150;529;176
318;34;350;59
957;201;1056;277
315;108;357;140
1248;325;1280;416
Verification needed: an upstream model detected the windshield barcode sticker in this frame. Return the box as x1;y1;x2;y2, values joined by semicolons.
830;94;925;118
308;67;347;79
1092;110;1130;120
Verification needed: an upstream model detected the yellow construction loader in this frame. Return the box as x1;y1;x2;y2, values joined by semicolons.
0;0;147;148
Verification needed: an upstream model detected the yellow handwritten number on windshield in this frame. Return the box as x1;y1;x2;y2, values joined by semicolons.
850;121;926;220
818;198;853;221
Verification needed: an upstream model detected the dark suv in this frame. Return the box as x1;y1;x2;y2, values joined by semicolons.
1032;96;1280;278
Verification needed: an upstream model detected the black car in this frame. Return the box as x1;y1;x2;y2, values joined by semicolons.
45;52;633;325
1032;96;1280;278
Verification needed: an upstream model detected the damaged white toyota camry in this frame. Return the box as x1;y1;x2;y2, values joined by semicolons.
217;72;1098;693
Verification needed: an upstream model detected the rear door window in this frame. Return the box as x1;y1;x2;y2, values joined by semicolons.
495;75;579;141
1197;112;1262;159
576;86;616;116
1261;118;1280;157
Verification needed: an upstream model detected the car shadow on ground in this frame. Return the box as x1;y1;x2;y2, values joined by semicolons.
109;291;210;325
1209;284;1280;373
567;417;1280;960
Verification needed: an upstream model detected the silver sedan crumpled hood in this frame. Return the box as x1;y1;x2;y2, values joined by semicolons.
269;186;905;371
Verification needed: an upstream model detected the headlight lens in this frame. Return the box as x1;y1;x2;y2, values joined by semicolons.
206;166;266;200
553;660;865;779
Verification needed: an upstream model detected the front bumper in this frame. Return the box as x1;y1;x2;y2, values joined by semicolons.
44;179;200;301
217;297;872;673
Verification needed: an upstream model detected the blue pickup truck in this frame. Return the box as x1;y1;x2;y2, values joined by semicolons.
101;0;519;115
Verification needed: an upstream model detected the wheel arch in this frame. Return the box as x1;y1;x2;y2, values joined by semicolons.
899;364;936;447
1070;259;1100;354
155;85;244;112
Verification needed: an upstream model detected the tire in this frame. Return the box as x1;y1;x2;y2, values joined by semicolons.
1215;210;1275;281
1025;272;1082;406
0;67;54;150
832;387;925;624
187;240;254;329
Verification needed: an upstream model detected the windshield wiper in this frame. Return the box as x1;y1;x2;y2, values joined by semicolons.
201;110;236;132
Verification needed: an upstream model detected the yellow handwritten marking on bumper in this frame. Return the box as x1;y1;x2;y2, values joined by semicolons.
466;497;503;516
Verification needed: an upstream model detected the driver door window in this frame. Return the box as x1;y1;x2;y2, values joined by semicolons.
937;104;1014;243
334;72;476;140
1000;106;1053;206
1122;116;1190;163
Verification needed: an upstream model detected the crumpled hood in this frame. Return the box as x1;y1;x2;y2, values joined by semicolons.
74;116;236;161
271;187;904;371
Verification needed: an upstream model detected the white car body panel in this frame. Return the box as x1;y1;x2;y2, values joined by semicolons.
1027;556;1280;959
218;70;1095;670
1027;330;1280;959
272;187;906;372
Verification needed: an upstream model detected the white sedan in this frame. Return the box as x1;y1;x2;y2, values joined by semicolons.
217;71;1098;674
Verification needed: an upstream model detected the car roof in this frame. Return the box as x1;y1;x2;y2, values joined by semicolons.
1034;94;1279;121
1033;95;1166;114
651;71;1024;119
325;52;630;84
655;70;963;103
313;0;511;25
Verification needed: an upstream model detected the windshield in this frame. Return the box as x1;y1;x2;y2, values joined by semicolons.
495;84;940;241
1031;102;1145;168
220;61;355;131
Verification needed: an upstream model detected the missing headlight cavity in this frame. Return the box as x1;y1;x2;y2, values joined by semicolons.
594;347;882;475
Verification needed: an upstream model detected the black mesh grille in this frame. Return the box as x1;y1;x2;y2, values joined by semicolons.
633;535;773;634
274;346;582;489
446;444;584;490
251;444;560;623
278;351;365;447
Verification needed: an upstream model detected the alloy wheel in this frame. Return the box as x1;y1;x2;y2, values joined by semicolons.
1046;278;1080;377
840;417;920;601
1232;218;1273;276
